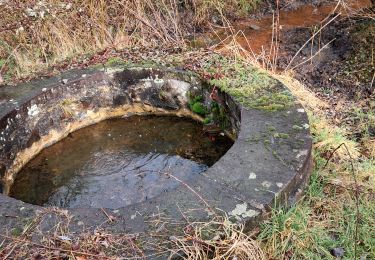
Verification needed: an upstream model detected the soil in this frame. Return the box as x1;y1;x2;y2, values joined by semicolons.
248;0;371;18
252;0;331;16
277;13;375;139
278;15;374;99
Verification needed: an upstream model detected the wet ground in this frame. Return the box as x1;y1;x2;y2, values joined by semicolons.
212;0;374;142
197;0;372;55
9;115;233;208
278;16;374;98
277;13;374;142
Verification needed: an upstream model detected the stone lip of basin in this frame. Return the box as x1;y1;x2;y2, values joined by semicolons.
0;65;312;234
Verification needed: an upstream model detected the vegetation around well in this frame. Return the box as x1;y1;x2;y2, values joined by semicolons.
0;0;374;259
0;0;260;81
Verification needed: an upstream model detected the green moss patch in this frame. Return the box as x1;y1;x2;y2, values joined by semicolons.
199;54;294;111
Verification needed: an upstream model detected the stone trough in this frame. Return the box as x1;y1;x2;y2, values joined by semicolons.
0;65;312;236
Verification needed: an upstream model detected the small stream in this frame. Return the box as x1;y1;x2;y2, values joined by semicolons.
199;0;372;54
9;116;233;209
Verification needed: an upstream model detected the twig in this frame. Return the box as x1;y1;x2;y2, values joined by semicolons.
177;204;192;226
290;38;336;70
120;4;166;43
323;143;360;260
164;172;213;213
271;0;280;71
100;208;116;222
4;215;19;218
0;234;110;259
3;243;17;260
285;13;340;71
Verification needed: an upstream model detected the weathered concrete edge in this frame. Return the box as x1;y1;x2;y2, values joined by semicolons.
0;65;313;235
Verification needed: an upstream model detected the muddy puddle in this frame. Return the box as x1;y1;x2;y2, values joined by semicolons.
9;116;233;209
195;0;372;55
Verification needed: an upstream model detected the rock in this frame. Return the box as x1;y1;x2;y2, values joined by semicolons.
169;250;187;260
249;24;261;30
330;247;345;258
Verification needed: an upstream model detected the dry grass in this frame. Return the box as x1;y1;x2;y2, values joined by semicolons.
0;209;266;259
168;216;264;259
0;0;261;80
0;208;149;259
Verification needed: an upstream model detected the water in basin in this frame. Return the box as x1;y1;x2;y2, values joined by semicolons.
9;115;233;208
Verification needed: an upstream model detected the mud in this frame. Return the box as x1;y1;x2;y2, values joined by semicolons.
278;15;374;99
197;0;372;55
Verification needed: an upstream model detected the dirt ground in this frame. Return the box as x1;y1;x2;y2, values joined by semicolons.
279;16;374;98
250;0;332;17
278;13;374;142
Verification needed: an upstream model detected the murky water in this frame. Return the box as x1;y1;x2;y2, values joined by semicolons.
199;0;372;55
9;116;233;209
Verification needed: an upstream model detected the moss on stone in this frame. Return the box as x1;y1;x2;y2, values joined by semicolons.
10;226;23;237
191;102;206;115
292;125;304;131
199;54;293;111
105;57;129;67
274;132;290;139
203;117;212;124
104;52;291;112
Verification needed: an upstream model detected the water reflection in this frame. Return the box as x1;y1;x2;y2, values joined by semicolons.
10;116;233;208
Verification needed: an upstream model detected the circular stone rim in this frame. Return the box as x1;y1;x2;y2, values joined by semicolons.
0;65;312;233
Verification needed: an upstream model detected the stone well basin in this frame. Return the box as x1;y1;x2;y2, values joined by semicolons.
0;65;312;234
